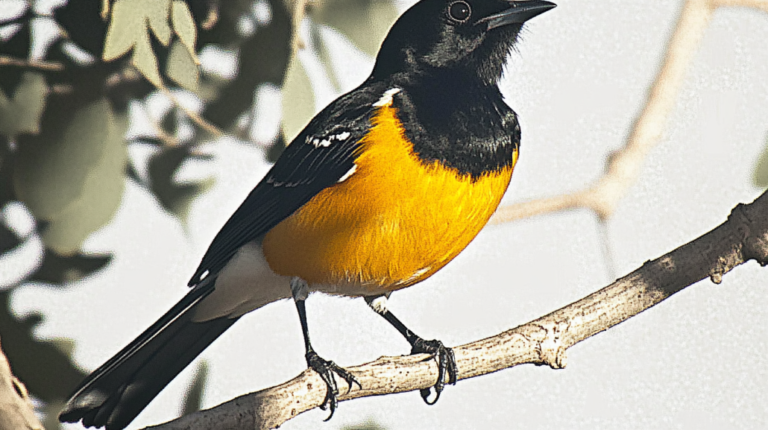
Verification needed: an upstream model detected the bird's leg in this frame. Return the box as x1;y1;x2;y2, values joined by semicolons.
291;277;360;420
365;295;457;405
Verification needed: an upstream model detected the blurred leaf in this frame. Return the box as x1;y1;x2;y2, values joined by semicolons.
29;249;112;284
53;0;108;57
171;0;199;60
195;0;254;47
0;148;15;206
340;419;388;430
281;55;314;143
103;0;172;60
42;399;66;430
161;108;179;137
0;71;48;138
103;0;173;87
148;146;213;223
313;0;398;56
41;119;128;255
0;223;21;255
15;97;113;220
0;291;87;403
753;135;768;188
14;97;128;255
0;23;30;96
181;361;209;416
166;39;199;91
202;0;294;130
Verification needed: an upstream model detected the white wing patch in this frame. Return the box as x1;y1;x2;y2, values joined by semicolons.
305;130;353;148
337;164;357;183
373;88;401;108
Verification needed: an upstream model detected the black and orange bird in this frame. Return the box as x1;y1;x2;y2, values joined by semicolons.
59;0;555;428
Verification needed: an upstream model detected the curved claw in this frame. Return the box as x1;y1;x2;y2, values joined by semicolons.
306;351;361;421
411;338;457;405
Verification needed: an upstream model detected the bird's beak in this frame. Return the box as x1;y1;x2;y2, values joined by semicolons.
479;0;557;30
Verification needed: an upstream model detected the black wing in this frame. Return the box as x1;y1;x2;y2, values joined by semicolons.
188;83;387;285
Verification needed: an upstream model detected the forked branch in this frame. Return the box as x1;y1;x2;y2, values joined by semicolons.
146;191;768;430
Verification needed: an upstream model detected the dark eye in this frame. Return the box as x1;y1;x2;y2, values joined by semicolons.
448;1;471;22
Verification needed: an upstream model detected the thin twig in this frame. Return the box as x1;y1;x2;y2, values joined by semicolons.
160;87;224;138
491;0;766;224
0;56;64;72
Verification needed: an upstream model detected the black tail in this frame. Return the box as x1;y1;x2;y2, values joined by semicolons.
59;283;238;430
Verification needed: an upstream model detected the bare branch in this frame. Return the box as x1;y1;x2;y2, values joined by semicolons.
492;0;767;224
0;56;64;72
160;88;224;139
144;191;768;430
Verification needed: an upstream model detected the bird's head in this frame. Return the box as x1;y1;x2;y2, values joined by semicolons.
372;0;556;85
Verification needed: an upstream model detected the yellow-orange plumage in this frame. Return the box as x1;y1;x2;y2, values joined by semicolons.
262;103;516;295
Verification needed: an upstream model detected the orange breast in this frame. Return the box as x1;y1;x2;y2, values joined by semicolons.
262;104;516;295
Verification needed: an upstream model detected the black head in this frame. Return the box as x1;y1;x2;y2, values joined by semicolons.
372;0;555;85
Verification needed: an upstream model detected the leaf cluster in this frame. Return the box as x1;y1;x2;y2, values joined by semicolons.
0;0;400;427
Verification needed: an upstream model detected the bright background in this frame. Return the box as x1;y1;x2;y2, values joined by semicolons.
7;0;768;429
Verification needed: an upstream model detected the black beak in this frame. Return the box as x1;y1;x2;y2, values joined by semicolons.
479;0;557;30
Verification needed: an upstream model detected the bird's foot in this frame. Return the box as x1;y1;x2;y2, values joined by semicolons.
410;338;457;405
306;350;361;420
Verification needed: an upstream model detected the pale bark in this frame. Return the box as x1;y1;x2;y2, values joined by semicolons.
145;191;768;430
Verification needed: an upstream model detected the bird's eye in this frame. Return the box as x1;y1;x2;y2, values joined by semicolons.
448;1;471;22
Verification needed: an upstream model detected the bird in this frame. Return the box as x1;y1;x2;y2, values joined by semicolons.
59;0;555;428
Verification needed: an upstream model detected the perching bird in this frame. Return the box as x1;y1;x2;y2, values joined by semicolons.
59;0;555;428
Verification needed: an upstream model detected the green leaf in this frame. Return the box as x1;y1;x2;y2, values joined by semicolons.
0;71;48;138
102;0;172;86
14;98;128;255
313;0;398;56
15;98;113;221
753;135;768;188
171;0;198;59
131;25;164;87
29;249;112;284
148;146;213;223
181;361;209;416
166;39;199;91
281;55;314;143
145;0;173;45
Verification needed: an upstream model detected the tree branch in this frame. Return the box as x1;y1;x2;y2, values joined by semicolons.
144;191;768;430
0;337;44;430
491;0;766;224
0;56;64;72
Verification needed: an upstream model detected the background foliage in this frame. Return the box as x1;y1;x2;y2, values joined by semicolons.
0;0;397;428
